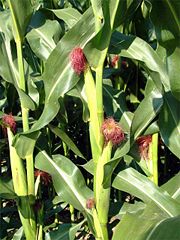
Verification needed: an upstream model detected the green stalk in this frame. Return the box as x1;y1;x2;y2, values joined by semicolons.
8;2;36;237
8;0;35;198
96;65;104;151
36;202;44;240
7;128;36;239
62;140;75;222
7;128;27;198
93;208;107;240
96;65;104;125
69;204;75;222
84;66;101;161
37;225;43;240
95;141;112;240
152;133;158;185
16;40;26;91
113;59;122;90
16;39;35;198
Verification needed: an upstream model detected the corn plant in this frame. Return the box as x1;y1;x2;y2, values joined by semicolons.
0;0;180;240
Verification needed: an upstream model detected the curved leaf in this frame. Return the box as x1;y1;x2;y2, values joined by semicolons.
49;124;85;159
14;7;97;155
0;11;36;110
112;168;180;217
85;0;119;68
161;173;180;202
7;0;33;40
12;227;24;240
13;131;40;159
45;219;85;240
0;179;16;199
103;84;133;131
148;216;180;240
103;140;130;188
147;0;180;100
35;151;93;212
112;201;178;240
30;7;96;132
109;32;169;91
50;8;82;28
131;86;163;140
27;19;62;61
159;92;180;158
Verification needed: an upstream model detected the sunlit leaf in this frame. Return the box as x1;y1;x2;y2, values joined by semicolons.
27;19;62;61
109;32;169;91
30;7;96;132
35;151;93;212
7;0;33;40
131;86;163;140
147;0;180;100
49;124;85;159
112;168;180;217
159;92;180;158
50;8;82;28
161;173;180;202
112;201;179;240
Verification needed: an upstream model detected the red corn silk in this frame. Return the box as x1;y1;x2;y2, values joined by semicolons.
1;113;16;136
86;198;95;209
34;169;52;186
70;47;87;75
121;60;129;68
101;117;125;146
136;135;152;160
111;55;119;67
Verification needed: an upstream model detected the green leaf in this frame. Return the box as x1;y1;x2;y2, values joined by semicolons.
13;7;97;156
114;174;180;240
12;227;24;240
35;151;93;212
142;121;159;136
85;0;120;68
30;7;96;132
45;219;85;240
159;92;180;159
45;224;72;240
103;84;133;131
67;80;89;122
50;8;82;28
27;19;62;61
0;178;16;199
113;0;141;29
147;0;180;101
109;32;169;91
112;201;176;240
0;11;36;110
131;86;163;140
112;168;180;217
103;140;130;188
7;0;33;40
148;216;180;240
82;159;94;175
118;201;146;217
161;173;180;202
13;131;40;159
49;124;85;159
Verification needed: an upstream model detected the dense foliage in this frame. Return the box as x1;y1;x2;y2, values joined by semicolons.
0;0;180;239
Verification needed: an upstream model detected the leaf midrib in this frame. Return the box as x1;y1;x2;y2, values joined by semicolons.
114;171;175;217
165;0;180;32
29;25;55;50
42;151;86;210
